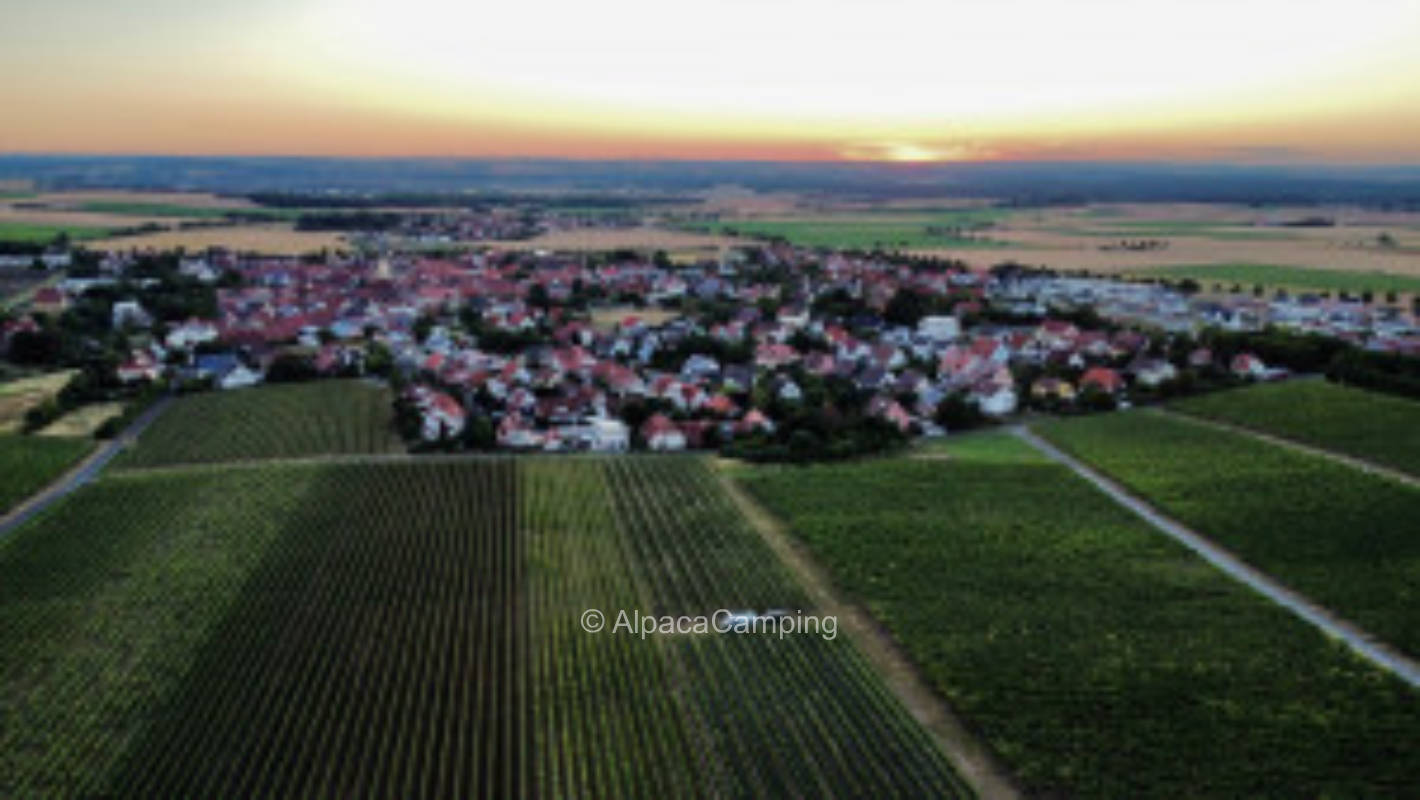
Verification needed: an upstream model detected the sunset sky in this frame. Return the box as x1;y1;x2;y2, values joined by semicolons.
3;0;1419;162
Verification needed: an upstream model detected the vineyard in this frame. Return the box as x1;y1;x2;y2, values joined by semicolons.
1172;379;1420;476
1036;412;1420;658
0;456;967;797
117;380;403;468
0;434;92;515
738;433;1420;798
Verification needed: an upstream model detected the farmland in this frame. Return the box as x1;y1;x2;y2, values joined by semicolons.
73;201;295;220
0;221;115;243
702;210;1010;250
117;380;403;468
1036;412;1420;658
86;224;348;254
0;456;968;797
0;434;92;515
1133;262;1420;295
1172;380;1420;476
737;433;1420;798
0;466;319;796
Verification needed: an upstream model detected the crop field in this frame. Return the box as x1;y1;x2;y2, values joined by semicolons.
87;224;348;254
1172;380;1420;476
1036;412;1420;658
483;226;739;253
737;433;1420;798
0;466;325;796
1;456;967;797
117;380;403;468
0;220;116;243
0;434;92;515
72;201;297;220
893;202;1420;276
1134;262;1420;294
0;370;77;432
703;210;1010;250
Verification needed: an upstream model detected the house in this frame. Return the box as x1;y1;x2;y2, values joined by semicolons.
194;353;262;389
1131;358;1178;387
165;318;219;350
588;417;630;452
30;287;68;315
1079;366;1125;394
117;350;163;383
112;300;153;330
972;383;1018;417
1230;353;1268;379
419;390;466;440
497;413;543;449
641;414;687;451
917;315;960;341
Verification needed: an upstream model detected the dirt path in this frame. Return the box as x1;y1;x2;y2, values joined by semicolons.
1013;426;1420;690
0;396;173;539
712;462;1023;800
1160;408;1420;491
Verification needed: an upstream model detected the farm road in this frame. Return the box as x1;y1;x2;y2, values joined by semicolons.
1012;425;1420;690
0;395;173;540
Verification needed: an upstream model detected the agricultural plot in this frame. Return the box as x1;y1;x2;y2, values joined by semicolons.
526;458;966;798
1036;412;1420;658
1172;380;1420;476
1135;262;1420;294
0;466;319;796
2;456;966;797
0;434;92;515
706;210;1010;250
117;380;403;468
0;220;115;243
738;433;1420;798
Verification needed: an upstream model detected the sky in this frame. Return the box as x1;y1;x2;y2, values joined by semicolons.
2;0;1419;163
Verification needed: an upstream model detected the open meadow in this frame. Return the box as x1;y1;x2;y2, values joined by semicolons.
1036;411;1420;658
736;432;1420;798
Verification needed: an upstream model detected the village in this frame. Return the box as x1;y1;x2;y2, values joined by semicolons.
5;240;1420;455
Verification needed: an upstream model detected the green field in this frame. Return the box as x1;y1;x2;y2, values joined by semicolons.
0;466;319;796
737;433;1420;798
1036;412;1420;658
1172;380;1420;476
0;221;116;244
1135;262;1420;294
1;457;967;797
0;434;92;515
117;380;404;468
75;201;298;220
1056;220;1300;240
707;211;1011;250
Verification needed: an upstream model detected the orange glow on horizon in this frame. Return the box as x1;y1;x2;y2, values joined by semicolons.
1;0;1418;163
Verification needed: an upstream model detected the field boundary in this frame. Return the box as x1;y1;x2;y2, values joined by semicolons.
1160;407;1420;490
712;460;1024;800
0;396;171;540
1013;425;1420;689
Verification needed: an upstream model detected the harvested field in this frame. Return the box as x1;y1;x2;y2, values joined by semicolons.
88;224;348;254
484;226;738;252
0;371;76;433
37;402;125;438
